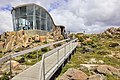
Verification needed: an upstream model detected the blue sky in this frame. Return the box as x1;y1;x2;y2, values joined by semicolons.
0;0;120;34
0;4;12;11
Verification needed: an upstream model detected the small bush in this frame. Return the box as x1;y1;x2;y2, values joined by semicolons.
54;43;62;47
77;36;84;42
109;42;119;48
0;73;9;80
44;41;47;44
18;57;25;63
91;44;97;48
41;47;48;52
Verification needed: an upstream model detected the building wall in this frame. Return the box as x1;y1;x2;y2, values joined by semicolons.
24;30;48;36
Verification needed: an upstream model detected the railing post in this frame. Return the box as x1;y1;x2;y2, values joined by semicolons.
40;55;45;80
72;42;73;49
57;49;59;66
37;50;38;62
64;45;66;56
43;56;45;80
10;54;12;79
69;42;70;52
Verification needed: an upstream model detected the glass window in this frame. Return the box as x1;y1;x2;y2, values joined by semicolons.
47;19;50;31
19;6;26;17
36;17;40;29
27;5;33;15
46;14;52;31
35;6;40;16
41;9;46;18
15;18;19;31
18;17;27;30
41;18;46;30
27;16;33;30
15;8;20;18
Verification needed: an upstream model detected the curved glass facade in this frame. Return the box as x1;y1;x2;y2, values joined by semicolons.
12;4;53;31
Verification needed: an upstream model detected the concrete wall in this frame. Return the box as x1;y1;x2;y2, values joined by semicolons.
24;30;48;36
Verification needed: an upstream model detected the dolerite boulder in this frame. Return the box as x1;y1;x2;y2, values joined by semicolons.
102;27;120;38
81;46;94;53
0;30;34;52
0;41;4;50
34;34;40;42
47;26;64;41
59;68;88;80
97;65;120;77
1;60;21;72
39;36;46;42
87;74;106;80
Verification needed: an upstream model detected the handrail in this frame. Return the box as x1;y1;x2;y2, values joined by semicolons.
40;38;77;80
0;38;70;65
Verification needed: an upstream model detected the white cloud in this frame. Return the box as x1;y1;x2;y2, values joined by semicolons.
50;0;120;33
0;0;120;34
0;10;12;34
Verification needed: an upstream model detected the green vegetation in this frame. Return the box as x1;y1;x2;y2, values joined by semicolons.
59;31;120;80
0;72;9;80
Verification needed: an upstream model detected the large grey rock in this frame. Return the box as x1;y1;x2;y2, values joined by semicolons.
97;65;120;77
1;60;22;73
81;46;94;53
59;68;88;80
87;74;106;80
87;58;97;64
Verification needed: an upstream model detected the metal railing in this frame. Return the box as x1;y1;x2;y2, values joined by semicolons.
0;39;70;79
40;39;78;80
0;38;70;65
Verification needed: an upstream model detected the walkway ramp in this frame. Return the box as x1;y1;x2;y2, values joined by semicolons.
12;39;78;80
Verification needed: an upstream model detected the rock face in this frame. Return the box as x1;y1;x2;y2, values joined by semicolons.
87;74;106;80
0;26;65;53
1;60;21;72
0;41;4;50
59;68;88;80
47;26;64;41
0;30;32;52
97;65;120;77
102;27;120;38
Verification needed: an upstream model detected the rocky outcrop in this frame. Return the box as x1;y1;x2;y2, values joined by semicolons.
47;26;64;41
0;41;4;50
1;60;21;72
97;65;120;77
102;27;120;38
0;30;48;53
87;74;106;80
59;68;88;80
0;26;65;53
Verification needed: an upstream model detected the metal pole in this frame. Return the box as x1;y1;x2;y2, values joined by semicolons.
42;55;45;80
57;49;59;65
10;55;12;79
72;42;73;49
69;42;70;51
37;50;38;62
64;45;66;56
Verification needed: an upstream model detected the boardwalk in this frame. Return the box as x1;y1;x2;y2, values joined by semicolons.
12;39;77;80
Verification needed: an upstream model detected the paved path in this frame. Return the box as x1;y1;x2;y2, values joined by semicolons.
12;42;77;80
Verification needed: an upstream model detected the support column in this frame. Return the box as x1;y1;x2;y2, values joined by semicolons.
33;5;36;30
